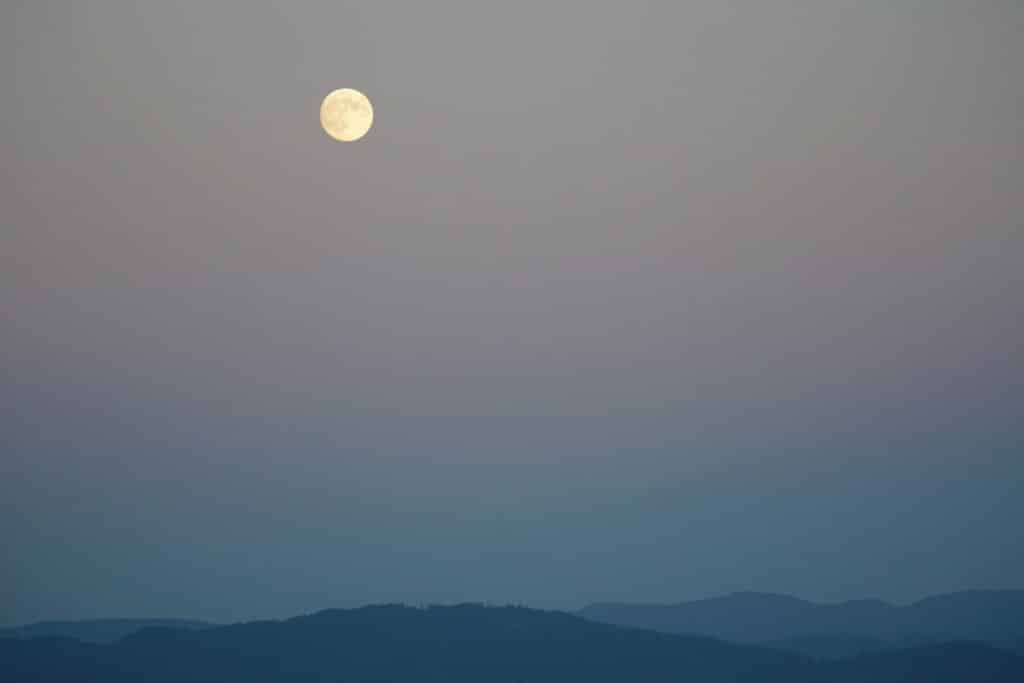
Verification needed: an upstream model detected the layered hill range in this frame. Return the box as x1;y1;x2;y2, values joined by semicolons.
3;601;1024;682
580;590;1024;658
0;619;212;644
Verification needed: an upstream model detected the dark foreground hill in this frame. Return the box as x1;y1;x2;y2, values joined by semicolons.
2;604;1022;682
0;618;213;644
580;589;1024;647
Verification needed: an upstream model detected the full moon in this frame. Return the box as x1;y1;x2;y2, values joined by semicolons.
320;88;374;142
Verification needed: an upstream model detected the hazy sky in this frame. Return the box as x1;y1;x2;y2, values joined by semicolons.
2;1;1022;626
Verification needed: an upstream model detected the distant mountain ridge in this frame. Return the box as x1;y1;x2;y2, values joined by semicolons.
2;604;1022;682
580;589;1024;645
0;619;213;644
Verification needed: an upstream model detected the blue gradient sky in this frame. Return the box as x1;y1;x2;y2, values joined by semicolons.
2;1;1022;625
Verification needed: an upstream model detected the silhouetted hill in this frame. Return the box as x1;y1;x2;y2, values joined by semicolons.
757;634;895;660
2;604;1021;682
0;618;213;644
579;590;1024;645
834;641;1024;682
